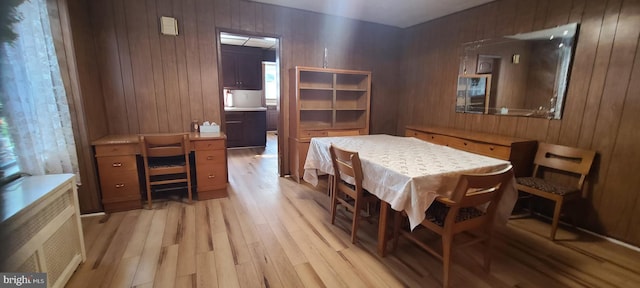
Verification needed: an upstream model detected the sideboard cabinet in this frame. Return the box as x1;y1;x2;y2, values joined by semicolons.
405;126;537;177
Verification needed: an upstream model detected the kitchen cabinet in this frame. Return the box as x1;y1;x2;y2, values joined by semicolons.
266;105;278;130
221;45;262;90
224;110;267;147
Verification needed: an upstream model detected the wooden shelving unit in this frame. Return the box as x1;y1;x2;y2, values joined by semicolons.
289;66;371;180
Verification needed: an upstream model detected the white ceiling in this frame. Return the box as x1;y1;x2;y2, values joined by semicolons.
250;0;494;28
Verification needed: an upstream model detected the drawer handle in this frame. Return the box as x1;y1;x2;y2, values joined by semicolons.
431;136;434;139
208;174;216;179
207;156;214;160
463;142;468;146
115;183;125;188
489;146;495;151
112;162;122;167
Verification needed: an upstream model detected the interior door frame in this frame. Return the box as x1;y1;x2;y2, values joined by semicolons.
215;28;284;175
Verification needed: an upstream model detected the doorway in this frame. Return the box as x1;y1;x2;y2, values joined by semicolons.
217;30;282;175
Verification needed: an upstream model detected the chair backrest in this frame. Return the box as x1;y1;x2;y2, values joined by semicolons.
447;165;514;226
329;144;364;196
139;133;190;158
139;133;191;177
532;143;596;190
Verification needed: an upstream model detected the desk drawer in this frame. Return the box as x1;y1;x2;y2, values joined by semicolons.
99;173;140;203
406;129;426;140
446;136;474;151
409;130;451;146
193;140;225;151
196;150;226;164
472;143;511;160
197;163;227;190
300;130;328;138
97;155;137;174
95;144;138;156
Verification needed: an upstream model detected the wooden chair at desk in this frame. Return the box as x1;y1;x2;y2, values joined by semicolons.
392;165;513;288
515;143;596;240
329;144;378;244
139;133;193;209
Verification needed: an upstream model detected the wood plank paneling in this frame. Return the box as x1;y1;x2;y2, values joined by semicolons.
399;0;640;246
67;0;639;246
592;0;640;240
55;0;105;212
71;0;400;210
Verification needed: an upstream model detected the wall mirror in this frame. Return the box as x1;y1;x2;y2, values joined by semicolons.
457;23;579;119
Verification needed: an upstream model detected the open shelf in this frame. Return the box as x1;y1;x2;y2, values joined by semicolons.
300;89;332;110
335;73;368;90
291;66;370;138
336;90;367;110
289;66;371;180
299;71;333;89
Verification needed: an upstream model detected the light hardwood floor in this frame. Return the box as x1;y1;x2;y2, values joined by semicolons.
68;133;640;287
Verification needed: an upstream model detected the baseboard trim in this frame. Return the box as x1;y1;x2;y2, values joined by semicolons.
80;212;106;218
530;212;640;253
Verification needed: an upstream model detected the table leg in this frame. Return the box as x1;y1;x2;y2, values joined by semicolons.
377;201;389;257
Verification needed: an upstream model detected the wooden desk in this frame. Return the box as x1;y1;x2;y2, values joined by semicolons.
92;132;228;212
303;135;515;256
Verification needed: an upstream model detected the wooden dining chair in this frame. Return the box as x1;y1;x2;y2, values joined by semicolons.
515;142;596;240
392;165;513;288
329;144;378;244
139;133;193;209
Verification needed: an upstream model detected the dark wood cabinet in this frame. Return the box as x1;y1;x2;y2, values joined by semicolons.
266;105;278;130
224;112;244;147
221;45;262;90
224;110;267;147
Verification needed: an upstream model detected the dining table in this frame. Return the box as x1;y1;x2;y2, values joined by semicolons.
303;134;516;256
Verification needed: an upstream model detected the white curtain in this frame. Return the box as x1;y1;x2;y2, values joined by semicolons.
0;0;79;180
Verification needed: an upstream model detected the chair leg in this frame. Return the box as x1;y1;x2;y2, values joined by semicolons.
550;198;564;240
483;230;493;272
528;194;535;216
327;175;334;196
330;189;338;224
146;184;153;210
442;234;453;288
351;198;361;244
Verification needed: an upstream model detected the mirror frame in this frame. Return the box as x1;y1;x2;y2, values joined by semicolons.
457;23;579;119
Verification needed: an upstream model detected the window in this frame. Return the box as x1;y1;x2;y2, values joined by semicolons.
0;102;20;184
263;62;278;105
0;0;79;186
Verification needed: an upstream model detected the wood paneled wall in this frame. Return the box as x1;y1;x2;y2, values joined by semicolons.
398;0;640;245
82;0;401;136
49;0;105;212
68;0;401;211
